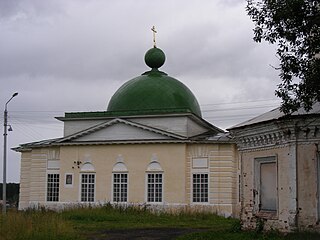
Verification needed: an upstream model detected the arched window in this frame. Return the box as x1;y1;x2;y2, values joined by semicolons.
81;163;95;172
146;161;163;203
80;163;95;202
112;162;128;203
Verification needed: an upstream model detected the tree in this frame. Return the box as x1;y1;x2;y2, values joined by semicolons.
246;0;320;114
0;183;19;206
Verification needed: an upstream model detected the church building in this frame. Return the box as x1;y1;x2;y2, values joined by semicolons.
14;45;240;217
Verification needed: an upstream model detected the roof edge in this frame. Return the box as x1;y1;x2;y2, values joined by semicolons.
56;108;201;121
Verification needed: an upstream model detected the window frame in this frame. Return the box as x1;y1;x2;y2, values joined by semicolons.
65;173;73;188
112;172;128;203
145;172;163;203
80;173;96;202
46;173;60;202
192;173;209;203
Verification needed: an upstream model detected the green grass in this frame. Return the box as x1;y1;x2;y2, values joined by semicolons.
61;203;236;232
1;204;320;240
0;208;82;240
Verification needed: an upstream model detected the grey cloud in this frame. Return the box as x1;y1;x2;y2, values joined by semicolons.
0;0;64;20
0;0;283;182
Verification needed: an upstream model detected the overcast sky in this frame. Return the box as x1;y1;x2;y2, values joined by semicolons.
0;0;281;182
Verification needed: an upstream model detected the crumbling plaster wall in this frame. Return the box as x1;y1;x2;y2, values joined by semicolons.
232;114;320;232
240;145;298;231
296;143;319;229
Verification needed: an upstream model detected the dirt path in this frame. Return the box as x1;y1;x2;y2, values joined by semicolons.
87;228;207;240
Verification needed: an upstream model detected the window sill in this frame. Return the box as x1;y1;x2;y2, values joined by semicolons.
256;210;278;220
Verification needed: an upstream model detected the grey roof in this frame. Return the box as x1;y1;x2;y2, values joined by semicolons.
207;132;233;142
12;138;62;151
229;102;320;130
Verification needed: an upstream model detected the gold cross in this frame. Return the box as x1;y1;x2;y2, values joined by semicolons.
151;26;157;47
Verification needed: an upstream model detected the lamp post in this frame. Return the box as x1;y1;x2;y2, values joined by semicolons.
2;92;18;215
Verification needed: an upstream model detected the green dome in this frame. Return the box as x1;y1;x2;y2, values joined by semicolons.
107;47;202;117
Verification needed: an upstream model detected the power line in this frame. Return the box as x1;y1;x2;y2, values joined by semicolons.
202;104;277;112
0;99;280;128
200;98;280;106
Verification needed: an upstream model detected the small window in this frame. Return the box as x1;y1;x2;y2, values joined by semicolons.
147;173;163;203
81;173;95;202
192;173;208;203
65;174;73;187
47;173;59;202
113;173;128;202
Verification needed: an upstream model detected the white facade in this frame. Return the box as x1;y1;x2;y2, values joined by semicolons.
16;113;240;217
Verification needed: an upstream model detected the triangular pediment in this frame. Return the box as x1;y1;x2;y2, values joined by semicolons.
58;118;186;143
130;114;223;138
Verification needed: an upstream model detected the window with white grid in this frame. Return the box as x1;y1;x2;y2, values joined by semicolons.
147;173;162;203
81;173;95;202
192;173;208;203
47;173;59;202
113;173;128;202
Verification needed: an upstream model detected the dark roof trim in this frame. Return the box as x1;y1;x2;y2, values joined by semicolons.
56;108;196;120
13;138;234;152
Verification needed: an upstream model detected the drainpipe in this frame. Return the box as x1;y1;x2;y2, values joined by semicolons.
316;143;319;221
294;123;299;230
240;151;244;221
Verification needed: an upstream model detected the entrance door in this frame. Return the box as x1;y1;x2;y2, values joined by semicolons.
260;162;277;211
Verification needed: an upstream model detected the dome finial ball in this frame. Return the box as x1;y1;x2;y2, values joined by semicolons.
144;47;166;69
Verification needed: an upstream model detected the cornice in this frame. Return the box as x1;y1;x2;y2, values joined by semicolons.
230;117;320;151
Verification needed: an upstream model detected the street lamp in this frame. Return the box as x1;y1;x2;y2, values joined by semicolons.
2;92;18;215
